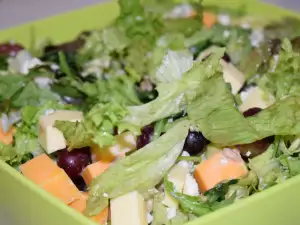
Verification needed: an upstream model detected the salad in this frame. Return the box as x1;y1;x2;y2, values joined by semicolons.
1;0;300;224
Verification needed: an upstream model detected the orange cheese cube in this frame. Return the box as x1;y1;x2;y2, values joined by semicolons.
20;154;61;185
194;149;248;192
92;132;136;162
69;192;109;224
20;154;81;204
0;124;14;145
82;161;110;185
42;170;82;204
202;12;217;29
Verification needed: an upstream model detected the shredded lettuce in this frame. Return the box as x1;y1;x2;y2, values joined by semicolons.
124;48;224;127
151;50;193;83
259;39;300;100
85;120;189;216
164;176;211;216
151;194;170;225
0;101;69;166
55;102;131;149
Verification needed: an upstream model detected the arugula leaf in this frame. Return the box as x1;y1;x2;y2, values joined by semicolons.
12;81;59;108
85;120;190;216
0;75;28;102
204;180;238;205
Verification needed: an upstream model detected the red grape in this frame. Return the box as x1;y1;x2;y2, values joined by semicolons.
0;42;24;57
57;147;91;180
243;107;262;118
183;130;210;156
72;176;87;192
136;124;154;149
237;107;274;159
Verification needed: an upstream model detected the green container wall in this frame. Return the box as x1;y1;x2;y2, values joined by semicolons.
0;1;300;225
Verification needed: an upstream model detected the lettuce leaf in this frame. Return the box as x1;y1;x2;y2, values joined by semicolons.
55;102;131;149
164;176;211;216
151;194;170;225
187;48;300;146
0;101;69;166
85;120;190;216
259;39;300;100
124;48;224;127
151;50;193;83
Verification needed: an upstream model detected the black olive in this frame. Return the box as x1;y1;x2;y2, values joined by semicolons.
183;130;210;156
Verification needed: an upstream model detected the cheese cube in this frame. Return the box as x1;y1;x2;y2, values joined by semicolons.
239;87;275;112
38;110;83;153
220;60;245;94
163;162;189;208
42;170;82;204
194;149;248;192
92;132;136;162
110;191;148;225
20;154;61;184
81;161;110;185
69;193;109;224
20;154;81;204
197;46;245;94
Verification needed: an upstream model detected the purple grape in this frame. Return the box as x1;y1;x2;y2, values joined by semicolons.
183;130;210;156
243;107;262;118
0;42;24;57
57;147;92;180
222;52;231;63
72;176;87;192
238;107;274;159
136;124;154;149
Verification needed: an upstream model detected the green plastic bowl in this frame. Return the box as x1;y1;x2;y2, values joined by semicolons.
0;1;300;225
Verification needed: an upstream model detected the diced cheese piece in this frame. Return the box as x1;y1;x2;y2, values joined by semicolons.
163;163;189;208
70;193;108;224
110;191;148;225
38;110;83;154
92;132;136;162
197;46;245;94
69;192;109;224
20;154;61;184
81;161;110;185
239;87;275;112
42;170;82;204
194;149;248;192
20;154;81;204
220;60;245;94
183;173;199;196
0;124;14;145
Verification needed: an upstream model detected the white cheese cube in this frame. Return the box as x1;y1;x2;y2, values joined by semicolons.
197;46;245;94
163;163;189;208
183;174;199;196
38;110;83;154
110;191;148;225
220;60;245;94
239;87;275;112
